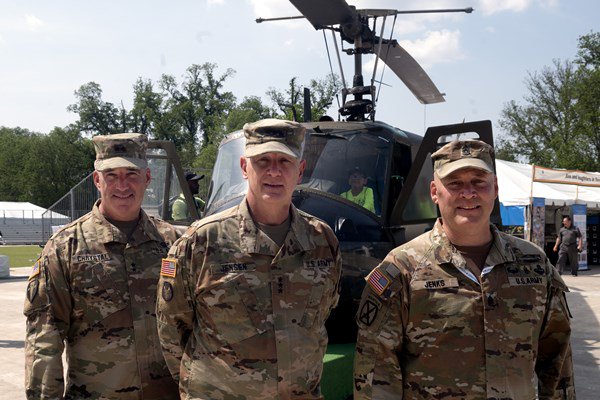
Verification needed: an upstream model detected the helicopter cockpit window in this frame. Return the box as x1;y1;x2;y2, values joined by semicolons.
142;149;184;219
299;131;390;216
207;134;247;208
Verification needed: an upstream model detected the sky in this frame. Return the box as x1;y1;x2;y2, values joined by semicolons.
0;0;598;139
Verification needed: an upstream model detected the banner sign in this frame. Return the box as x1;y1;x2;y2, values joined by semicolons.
531;198;545;248
533;166;600;187
572;204;588;271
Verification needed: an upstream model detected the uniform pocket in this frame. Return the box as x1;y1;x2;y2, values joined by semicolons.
198;274;262;344
73;263;128;328
301;265;335;329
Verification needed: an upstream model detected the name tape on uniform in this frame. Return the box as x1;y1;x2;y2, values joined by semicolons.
413;278;459;290
161;258;177;278
71;253;110;263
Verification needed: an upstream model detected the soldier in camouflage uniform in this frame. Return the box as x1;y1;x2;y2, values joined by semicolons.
157;119;342;399
354;140;575;399
24;133;180;399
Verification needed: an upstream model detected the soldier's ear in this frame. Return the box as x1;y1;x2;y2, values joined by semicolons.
430;180;439;204
240;156;249;179
297;159;306;184
93;171;101;189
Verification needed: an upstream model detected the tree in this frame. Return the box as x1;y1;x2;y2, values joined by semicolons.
497;32;599;171
266;74;340;122
572;32;600;170
160;63;237;165
67;82;123;135
130;78;162;136
0;127;94;207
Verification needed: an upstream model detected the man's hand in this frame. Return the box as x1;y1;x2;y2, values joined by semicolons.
553;246;558;253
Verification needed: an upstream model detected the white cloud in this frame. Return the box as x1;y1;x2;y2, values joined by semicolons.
207;0;225;5
478;0;531;15
400;29;464;68
25;14;44;31
249;0;297;20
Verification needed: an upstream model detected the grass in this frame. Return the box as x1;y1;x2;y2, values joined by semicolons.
0;245;43;268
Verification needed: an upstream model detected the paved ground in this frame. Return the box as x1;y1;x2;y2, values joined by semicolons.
1;266;599;399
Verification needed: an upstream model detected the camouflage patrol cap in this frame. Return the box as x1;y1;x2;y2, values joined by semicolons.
92;133;148;171
243;118;306;159
431;139;495;178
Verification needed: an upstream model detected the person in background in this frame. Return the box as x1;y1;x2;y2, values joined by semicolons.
554;215;583;276
24;133;180;399
171;170;205;221
341;166;375;213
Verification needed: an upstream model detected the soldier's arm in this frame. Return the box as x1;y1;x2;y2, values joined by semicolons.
536;264;575;399
324;226;342;312
156;236;196;381
354;262;405;400
553;232;561;252
23;242;71;399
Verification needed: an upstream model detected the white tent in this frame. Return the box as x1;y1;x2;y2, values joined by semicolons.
496;160;600;209
0;201;67;220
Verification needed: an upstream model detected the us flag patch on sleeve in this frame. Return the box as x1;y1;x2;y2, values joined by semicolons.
29;259;41;280
367;267;391;296
161;258;177;278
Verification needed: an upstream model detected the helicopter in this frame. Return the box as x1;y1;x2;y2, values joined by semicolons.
198;0;498;344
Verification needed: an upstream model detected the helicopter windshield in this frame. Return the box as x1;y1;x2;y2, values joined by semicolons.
207;133;248;208
207;130;390;216
299;131;390;216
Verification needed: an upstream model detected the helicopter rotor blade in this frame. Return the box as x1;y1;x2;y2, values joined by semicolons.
375;42;445;104
289;0;357;29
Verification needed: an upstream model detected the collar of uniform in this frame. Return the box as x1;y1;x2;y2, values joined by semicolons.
429;219;515;267
237;198;315;256
486;224;517;265
429;219;455;264
91;200;162;245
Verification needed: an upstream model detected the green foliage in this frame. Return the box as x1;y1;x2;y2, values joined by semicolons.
67;82;123;135
266;74;340;121
0;127;94;208
0;245;43;268
3;63;344;208
497;32;600;171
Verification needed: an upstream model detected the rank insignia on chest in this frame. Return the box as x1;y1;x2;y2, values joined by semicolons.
161;258;177;278
367;267;391;296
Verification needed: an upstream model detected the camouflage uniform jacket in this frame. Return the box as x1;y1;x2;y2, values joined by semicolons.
157;198;342;400
354;220;575;400
24;201;180;399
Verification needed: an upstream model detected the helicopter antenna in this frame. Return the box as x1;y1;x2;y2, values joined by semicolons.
375;12;397;105
369;15;389;120
322;31;342;110
330;30;348;92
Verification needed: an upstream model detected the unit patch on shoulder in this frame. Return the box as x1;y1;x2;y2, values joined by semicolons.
162;282;174;301
367;267;391;296
161;258;177;278
358;296;381;326
29;259;41;280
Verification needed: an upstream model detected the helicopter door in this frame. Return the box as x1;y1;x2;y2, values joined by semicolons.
390;120;497;238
